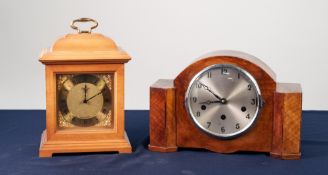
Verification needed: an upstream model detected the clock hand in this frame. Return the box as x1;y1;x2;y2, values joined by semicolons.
85;90;103;102
199;100;223;105
82;83;88;103
198;82;227;104
84;83;87;103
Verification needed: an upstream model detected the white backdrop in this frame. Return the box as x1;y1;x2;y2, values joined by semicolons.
0;0;327;110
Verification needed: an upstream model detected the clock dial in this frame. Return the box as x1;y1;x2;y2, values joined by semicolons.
57;74;113;128
185;64;263;138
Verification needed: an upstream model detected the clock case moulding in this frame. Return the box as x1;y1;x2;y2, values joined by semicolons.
148;50;302;160
39;32;132;157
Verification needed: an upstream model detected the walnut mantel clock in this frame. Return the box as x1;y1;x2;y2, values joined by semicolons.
149;50;302;159
39;18;132;157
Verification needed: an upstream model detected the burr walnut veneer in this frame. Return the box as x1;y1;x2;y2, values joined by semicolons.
149;50;302;159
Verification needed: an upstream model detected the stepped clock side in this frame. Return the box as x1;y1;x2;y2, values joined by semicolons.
149;50;302;160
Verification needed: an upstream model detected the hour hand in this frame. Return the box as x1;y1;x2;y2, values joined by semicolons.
82;83;88;103
199;100;223;105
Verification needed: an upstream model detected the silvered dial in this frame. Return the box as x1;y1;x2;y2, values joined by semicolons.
185;64;263;138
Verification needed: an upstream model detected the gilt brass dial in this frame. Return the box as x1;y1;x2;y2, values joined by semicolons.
57;74;113;128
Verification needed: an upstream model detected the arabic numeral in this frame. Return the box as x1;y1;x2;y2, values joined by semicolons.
236;123;240;129
248;84;252;91
192;97;197;103
221;127;225;133
251;98;256;105
196;111;200;117
207;122;211;128
246;114;250;119
221;68;228;74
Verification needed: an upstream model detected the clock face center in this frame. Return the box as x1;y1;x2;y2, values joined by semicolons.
220;98;227;104
185;64;262;139
67;83;104;119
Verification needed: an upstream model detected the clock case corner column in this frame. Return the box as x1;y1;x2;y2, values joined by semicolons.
148;79;178;152
271;83;302;160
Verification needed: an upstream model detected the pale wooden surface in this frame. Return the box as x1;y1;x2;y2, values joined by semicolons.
39;32;131;157
52;33;118;51
276;83;302;93
39;33;131;64
39;130;132;157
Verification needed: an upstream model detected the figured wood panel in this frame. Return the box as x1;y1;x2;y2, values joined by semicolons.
271;83;302;159
283;92;302;154
149;85;166;146
271;93;284;156
149;79;177;152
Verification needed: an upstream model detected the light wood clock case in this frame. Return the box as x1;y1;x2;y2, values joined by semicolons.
39;18;132;157
149;50;302;159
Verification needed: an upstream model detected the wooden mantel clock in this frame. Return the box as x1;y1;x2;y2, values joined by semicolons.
149;50;302;159
39;18;132;157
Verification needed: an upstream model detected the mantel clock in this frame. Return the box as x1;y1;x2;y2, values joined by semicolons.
39;18;132;157
149;50;302;159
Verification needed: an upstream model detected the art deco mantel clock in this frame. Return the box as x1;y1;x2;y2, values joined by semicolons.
149;50;302;159
39;18;132;157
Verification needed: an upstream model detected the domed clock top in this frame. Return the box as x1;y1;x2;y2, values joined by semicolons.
39;18;130;65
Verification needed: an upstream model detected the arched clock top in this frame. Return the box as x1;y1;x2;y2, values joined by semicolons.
174;50;276;92
197;50;276;80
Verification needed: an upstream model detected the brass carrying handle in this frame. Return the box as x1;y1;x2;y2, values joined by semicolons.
70;18;98;33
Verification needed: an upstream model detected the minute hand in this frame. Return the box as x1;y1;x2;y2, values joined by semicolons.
85;91;103;102
199;82;226;104
199;100;222;105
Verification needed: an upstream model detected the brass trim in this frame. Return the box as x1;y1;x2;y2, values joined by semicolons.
70;18;98;34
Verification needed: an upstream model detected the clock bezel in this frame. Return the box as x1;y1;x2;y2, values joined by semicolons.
185;64;263;139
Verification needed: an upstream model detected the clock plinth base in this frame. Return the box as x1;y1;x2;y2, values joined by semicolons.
270;152;301;160
39;130;132;157
148;144;177;152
